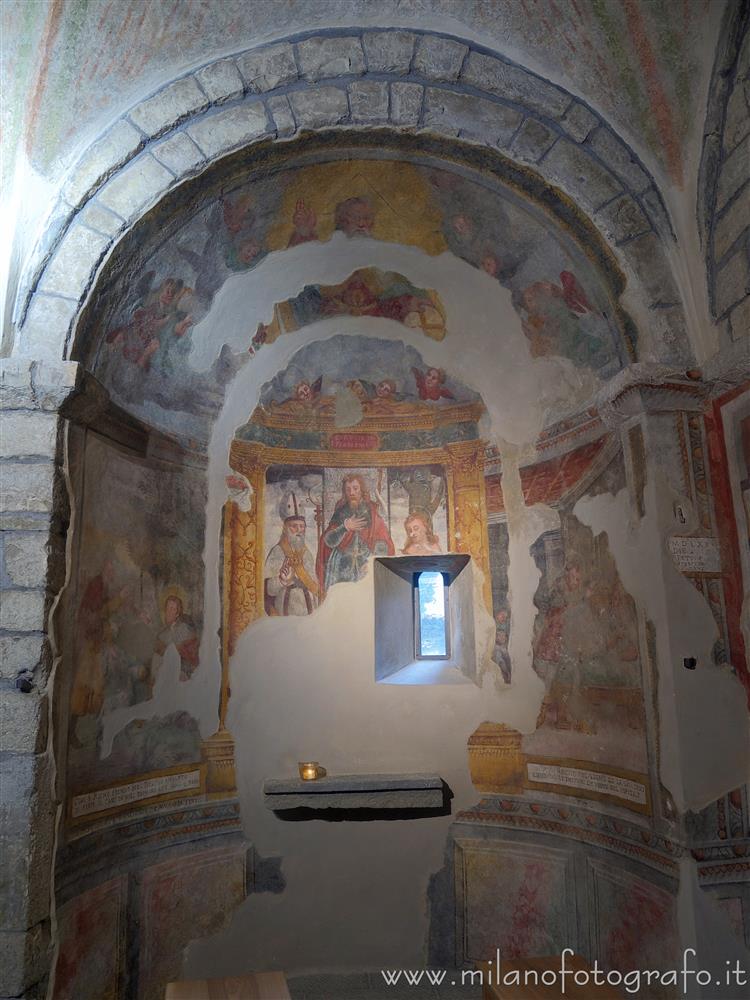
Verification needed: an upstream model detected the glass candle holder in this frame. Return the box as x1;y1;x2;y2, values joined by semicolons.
299;761;323;780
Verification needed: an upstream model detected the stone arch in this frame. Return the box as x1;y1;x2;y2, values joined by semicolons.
12;27;689;367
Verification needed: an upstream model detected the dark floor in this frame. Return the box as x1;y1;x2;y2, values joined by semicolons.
287;970;483;999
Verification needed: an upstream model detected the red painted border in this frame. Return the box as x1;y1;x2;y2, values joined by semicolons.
705;382;749;702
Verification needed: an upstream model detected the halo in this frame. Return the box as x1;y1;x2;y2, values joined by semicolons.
160;584;188;620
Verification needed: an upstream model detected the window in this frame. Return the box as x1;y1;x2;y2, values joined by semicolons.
374;555;475;685
415;571;449;659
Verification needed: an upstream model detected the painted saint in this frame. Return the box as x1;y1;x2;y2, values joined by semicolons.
154;587;199;681
401;511;442;556
316;474;395;592
264;492;319;616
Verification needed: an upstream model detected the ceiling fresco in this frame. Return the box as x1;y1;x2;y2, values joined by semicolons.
91;157;629;445
2;1;721;189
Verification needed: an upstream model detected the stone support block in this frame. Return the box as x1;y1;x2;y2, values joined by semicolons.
541;138;623;213
77;201;125;238
423;88;521;144
362;31;415;74
0;360;34;410
716;137;749;211
196;58;245;104
348;80;389;122
18;296;78;361
1;532;49;588
39;225;109;302
237;43;298;93
31;361;80;412
596;194;651;244
0;922;51;998
588;126;651;194
1;362;73;419
728;293;750;340
289;87;349;129
509;118;556;162
297;36;365;82
0;691;48;754
98;154;174;221
641;187;674;239
622;232;681;304
152;132;206;176
267;94;296;136
0;634;46;683
413;34;467;82
0;589;47;632
0;412;57;460
0;464;55;515
461;51;569;117
715;243;750;318
714;182;750;262
723;83;750;152
62;119;143;208
560;100;598;141
0;753;56;929
390;82;423;125
129;76;208;138
187;103;270;159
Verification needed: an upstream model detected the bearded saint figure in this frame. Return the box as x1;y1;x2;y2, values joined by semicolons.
264;491;319;616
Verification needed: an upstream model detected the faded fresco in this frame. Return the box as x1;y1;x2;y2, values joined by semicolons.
53;877;126;1000
460;846;570;963
224;337;502;645
252;267;446;348
91;160;627;443
138;846;248;1000
524;511;647;774
593;868;679;999
65;434;205;795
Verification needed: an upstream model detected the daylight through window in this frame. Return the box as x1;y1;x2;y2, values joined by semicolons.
416;571;448;658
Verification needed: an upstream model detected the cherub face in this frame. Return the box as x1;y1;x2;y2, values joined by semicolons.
482;254;499;277
376;380;395;398
425;368;441;388
295;382;312;401
238;239;260;264
452;214;472;238
160;280;178;305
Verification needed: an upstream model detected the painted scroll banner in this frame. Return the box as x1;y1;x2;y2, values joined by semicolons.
526;762;647;805
668;535;722;573
71;767;203;818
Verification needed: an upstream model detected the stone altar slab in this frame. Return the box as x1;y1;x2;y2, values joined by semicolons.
263;772;444;810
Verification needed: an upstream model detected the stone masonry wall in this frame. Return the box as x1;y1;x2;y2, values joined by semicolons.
0;360;78;998
700;6;750;346
12;27;689;369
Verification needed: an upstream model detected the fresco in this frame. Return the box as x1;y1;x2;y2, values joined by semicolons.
138;846;247;1000
592;867;679;998
223;337;501;648
263;464;449;611
524;511;647;774
460;845;571;963
252;267;446;348
65;434;205;796
53;877;126;1000
90;159;627;444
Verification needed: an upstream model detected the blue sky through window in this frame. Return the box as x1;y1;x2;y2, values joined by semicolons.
418;571;447;656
